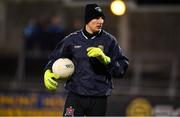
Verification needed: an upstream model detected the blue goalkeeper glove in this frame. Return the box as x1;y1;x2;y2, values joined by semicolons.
87;47;111;65
44;69;60;91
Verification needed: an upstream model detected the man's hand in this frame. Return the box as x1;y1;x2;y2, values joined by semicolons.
44;69;60;91
87;47;111;65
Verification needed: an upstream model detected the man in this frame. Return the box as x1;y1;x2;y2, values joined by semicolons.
44;3;129;116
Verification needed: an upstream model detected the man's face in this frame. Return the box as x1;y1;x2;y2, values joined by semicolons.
86;17;104;34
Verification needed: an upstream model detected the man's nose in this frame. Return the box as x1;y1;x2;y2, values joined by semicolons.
98;17;104;24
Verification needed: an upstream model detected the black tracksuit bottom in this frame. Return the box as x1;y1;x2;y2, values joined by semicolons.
63;92;107;116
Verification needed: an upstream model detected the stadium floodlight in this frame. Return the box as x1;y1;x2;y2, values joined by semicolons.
111;0;126;16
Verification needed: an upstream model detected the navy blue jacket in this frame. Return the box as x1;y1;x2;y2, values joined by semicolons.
45;29;129;96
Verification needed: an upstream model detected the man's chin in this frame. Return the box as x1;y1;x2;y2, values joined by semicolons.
96;28;101;32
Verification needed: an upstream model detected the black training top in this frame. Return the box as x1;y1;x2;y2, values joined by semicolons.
45;29;129;96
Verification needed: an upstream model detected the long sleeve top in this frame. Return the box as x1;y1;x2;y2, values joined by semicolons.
45;29;129;96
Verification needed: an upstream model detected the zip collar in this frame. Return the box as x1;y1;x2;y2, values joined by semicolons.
81;28;102;40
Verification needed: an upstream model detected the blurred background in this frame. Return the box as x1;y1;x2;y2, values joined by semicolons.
0;0;180;116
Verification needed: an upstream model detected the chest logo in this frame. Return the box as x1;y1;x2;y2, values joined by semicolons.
98;45;104;51
74;45;82;48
